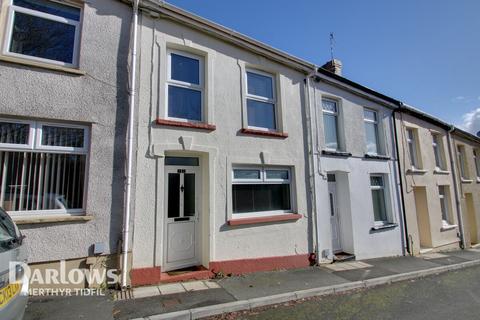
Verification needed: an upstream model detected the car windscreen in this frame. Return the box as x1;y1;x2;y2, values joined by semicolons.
0;208;20;252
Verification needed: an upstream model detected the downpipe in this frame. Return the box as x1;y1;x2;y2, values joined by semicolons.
121;0;140;289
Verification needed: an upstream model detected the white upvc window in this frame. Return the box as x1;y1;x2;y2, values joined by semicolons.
432;134;446;170
245;69;277;131
166;50;204;122
232;166;292;218
406;128;420;169
3;0;82;67
473;149;480;178
438;185;452;227
370;175;389;225
364;108;380;155
0;119;89;215
457;145;469;179
322;99;339;150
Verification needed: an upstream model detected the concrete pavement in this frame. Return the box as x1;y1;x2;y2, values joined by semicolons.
23;249;480;320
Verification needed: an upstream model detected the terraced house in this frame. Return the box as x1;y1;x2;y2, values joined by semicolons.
0;0;131;283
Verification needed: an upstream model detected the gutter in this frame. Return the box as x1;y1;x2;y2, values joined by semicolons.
447;127;466;249
121;0;140;288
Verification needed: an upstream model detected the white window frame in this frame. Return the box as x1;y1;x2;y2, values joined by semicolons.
165;49;204;123
438;185;452;227
432;134;445;170
473;149;480;179
3;0;82;68
0;119;89;216
364;108;381;155
231;166;292;218
370;174;390;226
406;128;419;169
322;98;339;151
457;145;468;179
245;69;277;132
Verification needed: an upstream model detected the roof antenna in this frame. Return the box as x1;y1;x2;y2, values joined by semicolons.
329;32;335;61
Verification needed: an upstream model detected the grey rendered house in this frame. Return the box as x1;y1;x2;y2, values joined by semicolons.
0;0;130;284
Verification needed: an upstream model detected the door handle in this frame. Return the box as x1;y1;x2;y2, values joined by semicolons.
180;185;184;192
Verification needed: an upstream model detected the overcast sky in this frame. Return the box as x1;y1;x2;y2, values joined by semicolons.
167;0;480;134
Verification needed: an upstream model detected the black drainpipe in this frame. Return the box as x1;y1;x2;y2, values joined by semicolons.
392;103;411;255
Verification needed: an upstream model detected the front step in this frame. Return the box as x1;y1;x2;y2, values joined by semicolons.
333;252;355;262
160;266;212;283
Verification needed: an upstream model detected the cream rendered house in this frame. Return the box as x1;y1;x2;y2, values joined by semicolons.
451;128;480;249
395;106;461;255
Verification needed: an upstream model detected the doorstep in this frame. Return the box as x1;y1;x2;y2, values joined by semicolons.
126;280;222;299
160;266;213;283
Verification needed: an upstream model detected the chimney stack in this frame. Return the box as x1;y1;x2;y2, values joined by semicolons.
321;59;343;76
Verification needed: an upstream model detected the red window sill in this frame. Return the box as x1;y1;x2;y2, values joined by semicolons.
227;214;301;226
240;128;288;138
156;118;216;131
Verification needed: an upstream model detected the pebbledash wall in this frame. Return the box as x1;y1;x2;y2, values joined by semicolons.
309;73;405;261
395;109;461;255
130;6;315;285
0;0;131;271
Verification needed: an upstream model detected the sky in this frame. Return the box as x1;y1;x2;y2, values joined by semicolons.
166;0;480;134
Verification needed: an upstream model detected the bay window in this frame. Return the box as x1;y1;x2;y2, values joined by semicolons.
232;167;292;217
0;119;88;215
245;70;277;131
3;0;82;67
167;50;204;122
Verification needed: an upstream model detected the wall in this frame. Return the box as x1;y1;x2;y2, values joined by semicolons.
0;0;131;263
131;15;312;273
452;133;480;248
395;113;460;255
311;81;404;261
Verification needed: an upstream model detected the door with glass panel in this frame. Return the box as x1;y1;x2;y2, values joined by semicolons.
328;174;342;253
164;158;200;271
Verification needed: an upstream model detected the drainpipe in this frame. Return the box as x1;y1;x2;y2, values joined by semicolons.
447;127;466;249
392;105;411;255
121;0;140;289
303;70;320;264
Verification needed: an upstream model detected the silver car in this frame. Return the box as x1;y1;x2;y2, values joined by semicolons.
0;208;28;320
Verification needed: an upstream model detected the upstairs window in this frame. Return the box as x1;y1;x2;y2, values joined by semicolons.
232;167;291;217
0;119;88;215
167;50;204;122
370;175;389;224
474;150;480;178
322;99;339;150
457;145;469;179
245;70;277;131
364;109;380;155
4;0;82;67
406;128;420;169
432;134;446;170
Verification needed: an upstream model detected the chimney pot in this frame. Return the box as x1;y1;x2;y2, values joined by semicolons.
321;59;343;76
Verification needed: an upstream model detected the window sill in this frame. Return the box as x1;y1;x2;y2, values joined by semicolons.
364;154;390;160
440;224;457;232
370;223;398;232
156;118;216;131
240;128;288;138
461;178;474;184
406;168;428;175
433;169;450;175
321;150;352;157
12;214;93;225
227;213;301;226
0;55;85;76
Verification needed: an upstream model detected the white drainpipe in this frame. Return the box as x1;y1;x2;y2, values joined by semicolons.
121;0;140;288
